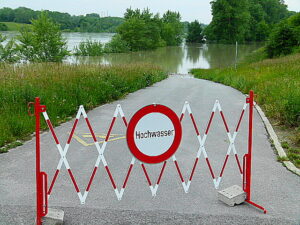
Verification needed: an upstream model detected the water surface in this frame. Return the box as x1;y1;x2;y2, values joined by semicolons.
1;31;262;73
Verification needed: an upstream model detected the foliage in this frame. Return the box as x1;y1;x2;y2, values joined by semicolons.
18;12;69;62
0;22;8;31
191;53;300;138
117;8;166;51
0;7;124;33
205;0;292;43
115;8;184;52
0;63;167;148
14;7;37;24
74;40;103;56
104;34;130;53
205;0;251;43
0;33;20;63
266;13;300;58
75;16;124;33
186;20;205;43
161;11;184;46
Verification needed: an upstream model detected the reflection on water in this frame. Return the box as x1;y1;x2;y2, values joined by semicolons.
1;31;262;73
69;43;261;74
69;46;185;73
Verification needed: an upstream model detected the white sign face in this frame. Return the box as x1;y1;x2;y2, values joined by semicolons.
134;112;175;156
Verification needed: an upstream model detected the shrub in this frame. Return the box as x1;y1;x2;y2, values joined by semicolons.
104;34;130;53
266;13;300;58
74;40;103;56
0;33;20;63
0;23;8;31
18;12;69;62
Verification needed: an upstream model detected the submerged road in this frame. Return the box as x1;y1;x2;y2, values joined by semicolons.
0;75;299;225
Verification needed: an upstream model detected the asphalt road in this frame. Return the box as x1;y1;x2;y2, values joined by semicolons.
0;75;299;225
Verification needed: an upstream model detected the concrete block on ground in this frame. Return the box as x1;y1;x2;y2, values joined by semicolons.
42;208;64;225
218;185;246;207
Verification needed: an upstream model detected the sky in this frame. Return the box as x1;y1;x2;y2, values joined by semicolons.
1;0;300;24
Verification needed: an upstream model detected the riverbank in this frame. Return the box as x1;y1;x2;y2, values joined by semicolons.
0;63;167;152
0;22;32;31
191;52;300;168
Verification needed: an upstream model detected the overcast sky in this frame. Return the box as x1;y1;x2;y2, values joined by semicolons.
1;0;299;23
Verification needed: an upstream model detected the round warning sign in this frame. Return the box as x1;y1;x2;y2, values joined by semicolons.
127;104;182;164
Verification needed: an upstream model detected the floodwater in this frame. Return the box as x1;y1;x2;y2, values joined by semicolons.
1;31;262;74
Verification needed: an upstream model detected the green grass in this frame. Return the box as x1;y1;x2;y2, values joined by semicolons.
191;52;300;168
0;22;32;31
287;148;300;168
277;156;289;162
0;63;167;151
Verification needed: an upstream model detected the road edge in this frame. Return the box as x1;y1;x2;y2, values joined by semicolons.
255;104;300;176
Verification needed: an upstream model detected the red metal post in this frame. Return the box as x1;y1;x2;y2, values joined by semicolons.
246;90;254;200
244;91;267;213
33;98;47;225
35;97;42;225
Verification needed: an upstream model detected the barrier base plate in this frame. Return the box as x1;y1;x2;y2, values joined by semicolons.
42;208;64;225
218;185;246;207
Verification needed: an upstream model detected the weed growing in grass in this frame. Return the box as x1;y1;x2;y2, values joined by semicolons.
287;148;300;168
277;156;289;162
281;141;289;149
0;141;22;153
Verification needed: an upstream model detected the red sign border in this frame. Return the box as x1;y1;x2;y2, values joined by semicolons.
126;104;182;164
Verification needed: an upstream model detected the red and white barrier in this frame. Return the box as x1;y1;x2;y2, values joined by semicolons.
30;91;266;225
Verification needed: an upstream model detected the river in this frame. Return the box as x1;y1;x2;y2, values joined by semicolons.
1;31;262;74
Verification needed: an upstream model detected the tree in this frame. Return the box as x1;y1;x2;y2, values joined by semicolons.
205;0;291;43
266;13;300;58
14;7;37;24
206;0;251;43
18;12;69;62
186;20;204;43
161;11;184;46
117;8;165;51
0;7;124;33
0;7;15;22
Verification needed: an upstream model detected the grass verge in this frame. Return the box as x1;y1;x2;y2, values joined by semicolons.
0;22;32;31
191;52;300;168
0;63;167;152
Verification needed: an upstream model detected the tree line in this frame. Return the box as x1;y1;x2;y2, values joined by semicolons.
205;0;295;43
0;8;185;62
0;7;123;32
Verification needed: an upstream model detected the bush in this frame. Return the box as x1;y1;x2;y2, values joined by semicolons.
18;12;69;62
104;34;130;53
266;13;300;58
0;23;8;31
0;33;20;63
74;40;103;56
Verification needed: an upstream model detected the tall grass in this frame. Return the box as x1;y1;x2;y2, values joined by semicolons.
191;53;300;145
0;63;167;148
